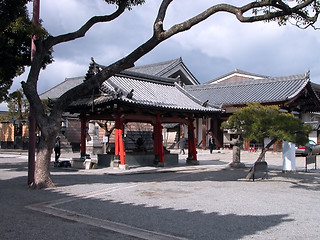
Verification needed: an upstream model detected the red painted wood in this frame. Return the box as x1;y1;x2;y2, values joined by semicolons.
188;119;197;161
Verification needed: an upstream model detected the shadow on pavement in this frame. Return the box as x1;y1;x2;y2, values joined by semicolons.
1;154;319;239
55;194;293;240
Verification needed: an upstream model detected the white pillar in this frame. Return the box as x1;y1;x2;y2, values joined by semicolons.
282;141;296;171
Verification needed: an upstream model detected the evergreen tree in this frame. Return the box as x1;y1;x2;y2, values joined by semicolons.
221;102;312;162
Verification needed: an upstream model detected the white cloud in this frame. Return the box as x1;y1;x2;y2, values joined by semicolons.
17;0;320;96
40;0;116;35
12;60;87;96
37;59;87;94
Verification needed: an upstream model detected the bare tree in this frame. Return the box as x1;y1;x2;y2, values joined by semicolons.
21;0;320;188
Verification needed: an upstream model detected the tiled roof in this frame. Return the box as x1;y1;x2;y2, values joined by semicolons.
206;69;268;84
40;76;84;99
128;58;182;76
128;57;199;85
39;58;199;100
70;70;219;113
186;73;311;107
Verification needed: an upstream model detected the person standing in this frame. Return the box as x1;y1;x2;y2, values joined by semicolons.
54;137;61;162
178;136;186;154
209;135;216;154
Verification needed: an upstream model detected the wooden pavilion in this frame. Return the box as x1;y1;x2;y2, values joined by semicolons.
67;70;220;168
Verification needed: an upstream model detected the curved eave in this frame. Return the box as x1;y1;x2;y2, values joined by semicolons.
68;95;220;115
116;97;220;114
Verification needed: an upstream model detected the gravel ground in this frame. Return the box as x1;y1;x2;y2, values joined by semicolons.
0;149;319;240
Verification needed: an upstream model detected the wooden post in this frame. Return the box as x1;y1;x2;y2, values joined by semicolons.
202;117;207;149
153;113;164;166
157;113;164;164
153;122;158;157
114;119;119;156
187;117;198;164
115;115;126;166
212;118;222;149
119;118;125;166
80;116;87;157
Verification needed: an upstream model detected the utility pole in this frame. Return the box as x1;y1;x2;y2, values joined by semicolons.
28;0;40;186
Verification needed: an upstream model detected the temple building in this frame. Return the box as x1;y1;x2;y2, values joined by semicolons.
3;57;320;168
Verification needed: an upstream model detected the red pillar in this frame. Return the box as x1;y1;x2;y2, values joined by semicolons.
119;119;125;166
187;117;198;163
114;127;119;156
157;113;164;164
153;123;159;156
80;117;87;157
153;113;164;165
115;115;125;165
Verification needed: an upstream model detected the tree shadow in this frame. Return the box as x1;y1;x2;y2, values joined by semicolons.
2;154;319;193
1;173;293;240
0;160;28;172
0;157;315;240
269;170;320;191
55;195;293;240
48;160;320;189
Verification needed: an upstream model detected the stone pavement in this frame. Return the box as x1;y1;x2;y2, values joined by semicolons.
0;149;319;239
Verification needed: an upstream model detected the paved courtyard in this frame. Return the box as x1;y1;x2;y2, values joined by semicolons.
0;149;319;239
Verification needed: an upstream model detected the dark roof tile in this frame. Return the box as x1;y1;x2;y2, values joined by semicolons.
71;71;219;113
186;73;310;106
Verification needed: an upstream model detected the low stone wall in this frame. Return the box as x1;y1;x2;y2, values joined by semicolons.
70;158;85;169
97;153;179;167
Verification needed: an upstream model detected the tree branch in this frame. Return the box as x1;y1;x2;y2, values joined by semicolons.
45;2;127;48
239;0;319;23
23;2;129;124
160;0;319;40
153;0;172;38
25;0;320;127
54;0;320;115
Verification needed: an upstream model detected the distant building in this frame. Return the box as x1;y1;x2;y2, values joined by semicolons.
186;70;320;149
35;59;320;154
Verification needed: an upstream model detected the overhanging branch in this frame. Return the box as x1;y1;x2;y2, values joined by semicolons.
45;2;127;48
28;0;320;123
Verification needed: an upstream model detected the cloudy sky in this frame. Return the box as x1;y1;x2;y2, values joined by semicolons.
6;0;320;109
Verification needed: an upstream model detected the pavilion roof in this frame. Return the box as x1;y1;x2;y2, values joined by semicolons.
68;70;219;115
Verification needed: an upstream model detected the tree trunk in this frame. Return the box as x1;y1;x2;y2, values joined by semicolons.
256;148;267;162
32;120;60;189
246;138;277;179
256;138;277;162
34;145;55;188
